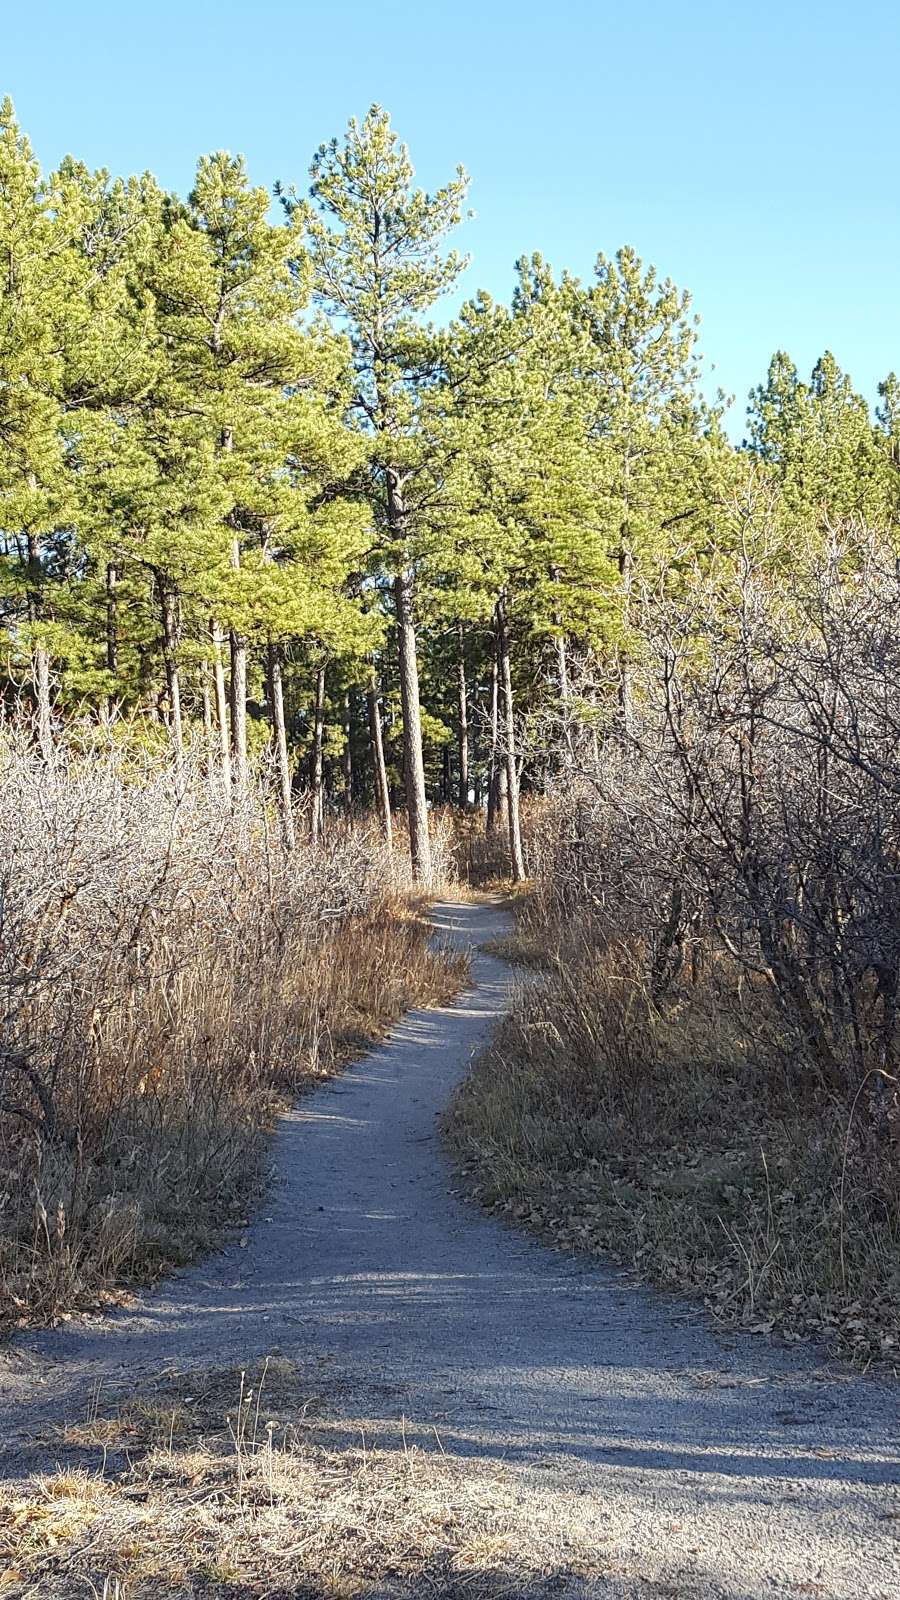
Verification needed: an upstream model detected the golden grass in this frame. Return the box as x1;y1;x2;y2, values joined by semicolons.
0;1361;610;1598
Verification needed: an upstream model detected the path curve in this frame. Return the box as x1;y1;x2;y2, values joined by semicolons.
2;898;898;1597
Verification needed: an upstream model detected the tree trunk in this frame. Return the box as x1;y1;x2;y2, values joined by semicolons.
618;541;635;737
105;561;118;722
229;625;248;792
341;690;353;815
486;653;499;834
457;624;469;808
556;631;575;762
496;594;525;882
549;566;573;763
267;640;295;850
393;567;432;881
496;752;508;827
229;535;248;795
310;662;326;842
33;646;53;765
441;744;451;803
367;670;393;855
200;660;213;751
24;523;53;764
210;619;231;800
158;575;184;762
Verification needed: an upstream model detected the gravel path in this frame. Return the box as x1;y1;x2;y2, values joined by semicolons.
2;897;899;1597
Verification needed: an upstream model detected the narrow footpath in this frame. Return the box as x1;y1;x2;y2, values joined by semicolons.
1;898;898;1598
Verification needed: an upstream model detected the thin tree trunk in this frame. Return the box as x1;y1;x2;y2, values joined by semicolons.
393;567;432;881
496;593;525;883
267;640;295;850
201;660;213;749
496;753;508;826
457;624;469;808
549;566;573;763
384;462;431;880
442;744;451;803
486;653;499;834
310;662;326;842
556;632;575;762
618;540;635;737
105;561;118;723
158;575;184;762
341;690;353;815
229;534;248;796
225;417;248;796
210;619;231;800
33;646;53;765
229;622;248;793
367;670;393;855
24;522;53;763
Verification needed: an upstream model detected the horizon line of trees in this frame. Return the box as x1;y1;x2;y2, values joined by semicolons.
2;96;899;878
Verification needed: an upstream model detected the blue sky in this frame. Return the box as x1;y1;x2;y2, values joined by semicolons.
4;1;896;436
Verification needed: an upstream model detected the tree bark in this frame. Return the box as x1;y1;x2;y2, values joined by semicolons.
210;619;231;800
229;531;248;796
33;647;53;765
367;669;393;855
310;662;326;842
105;562;118;722
393;566;432;880
341;690;353;814
158;575;184;762
549;566;573;763
24;523;53;764
496;593;525;882
385;461;431;880
229;623;248;790
618;541;635;737
556;631;575;763
486;652;499;834
200;659;213;751
457;624;469;808
267;640;295;850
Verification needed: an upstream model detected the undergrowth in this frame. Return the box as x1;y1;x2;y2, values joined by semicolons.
447;900;900;1365
0;736;465;1330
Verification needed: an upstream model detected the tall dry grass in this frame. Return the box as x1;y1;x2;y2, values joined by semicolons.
0;729;463;1327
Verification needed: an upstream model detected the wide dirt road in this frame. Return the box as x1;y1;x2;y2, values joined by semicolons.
2;898;898;1597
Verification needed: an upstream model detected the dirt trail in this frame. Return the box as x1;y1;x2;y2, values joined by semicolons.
1;897;898;1597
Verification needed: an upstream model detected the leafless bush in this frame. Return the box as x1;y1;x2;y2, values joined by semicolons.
451;513;900;1354
541;518;900;1106
0;728;459;1322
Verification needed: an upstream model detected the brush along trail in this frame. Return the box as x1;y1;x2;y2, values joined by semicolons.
1;897;898;1598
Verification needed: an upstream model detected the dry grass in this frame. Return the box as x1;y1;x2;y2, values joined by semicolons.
0;1361;611;1599
446;901;900;1366
0;734;466;1330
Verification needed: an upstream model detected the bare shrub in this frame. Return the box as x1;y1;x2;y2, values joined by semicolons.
450;513;900;1357
0;728;463;1324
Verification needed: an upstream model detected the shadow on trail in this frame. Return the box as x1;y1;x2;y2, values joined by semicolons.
3;898;898;1599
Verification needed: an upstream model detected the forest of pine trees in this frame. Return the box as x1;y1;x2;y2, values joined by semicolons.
4;98;899;880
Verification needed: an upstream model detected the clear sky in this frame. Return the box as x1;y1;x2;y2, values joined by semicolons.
4;1;896;436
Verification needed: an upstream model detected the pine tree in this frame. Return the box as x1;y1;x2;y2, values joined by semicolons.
747;350;887;525
147;151;369;812
290;106;470;880
0;99;71;755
